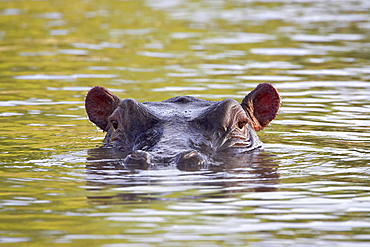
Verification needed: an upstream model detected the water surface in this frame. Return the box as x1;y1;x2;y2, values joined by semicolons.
1;0;370;246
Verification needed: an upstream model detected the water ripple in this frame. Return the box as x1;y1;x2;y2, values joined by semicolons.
236;75;302;81
250;47;325;56
14;74;117;80
138;51;185;58
202;32;275;44
1;8;22;16
72;42;123;50
277;81;370;89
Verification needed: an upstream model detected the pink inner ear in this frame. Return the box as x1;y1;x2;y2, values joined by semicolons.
253;85;280;127
242;83;280;131
85;86;121;131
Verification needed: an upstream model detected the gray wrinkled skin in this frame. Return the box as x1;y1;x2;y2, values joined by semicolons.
85;83;280;170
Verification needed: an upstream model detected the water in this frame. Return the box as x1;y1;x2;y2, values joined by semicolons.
1;0;370;246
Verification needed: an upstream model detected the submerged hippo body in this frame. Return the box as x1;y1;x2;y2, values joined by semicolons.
85;83;280;169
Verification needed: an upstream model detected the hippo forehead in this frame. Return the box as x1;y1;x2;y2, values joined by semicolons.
140;96;217;120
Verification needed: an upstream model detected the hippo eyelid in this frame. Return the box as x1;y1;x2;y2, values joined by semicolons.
237;120;247;129
111;119;119;130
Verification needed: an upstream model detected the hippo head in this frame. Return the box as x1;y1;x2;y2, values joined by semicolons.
85;83;280;169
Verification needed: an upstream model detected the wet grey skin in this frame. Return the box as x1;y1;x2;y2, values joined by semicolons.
85;83;280;170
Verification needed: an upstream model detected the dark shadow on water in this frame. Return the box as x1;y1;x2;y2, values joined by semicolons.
86;148;280;205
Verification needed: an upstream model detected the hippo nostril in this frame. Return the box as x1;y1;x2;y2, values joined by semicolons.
175;150;206;171
124;151;151;170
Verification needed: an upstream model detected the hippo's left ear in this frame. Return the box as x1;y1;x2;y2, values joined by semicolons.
241;83;280;131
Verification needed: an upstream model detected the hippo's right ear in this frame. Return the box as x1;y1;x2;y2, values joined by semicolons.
241;83;280;131
85;86;121;131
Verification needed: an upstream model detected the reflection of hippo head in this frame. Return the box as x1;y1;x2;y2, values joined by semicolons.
85;83;280;168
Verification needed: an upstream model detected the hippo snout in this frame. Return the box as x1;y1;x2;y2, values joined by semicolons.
123;150;207;171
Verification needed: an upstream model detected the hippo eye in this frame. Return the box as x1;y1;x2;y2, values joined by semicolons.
111;120;119;130
237;121;247;129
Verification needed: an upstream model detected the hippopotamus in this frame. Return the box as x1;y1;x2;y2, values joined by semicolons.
85;83;280;169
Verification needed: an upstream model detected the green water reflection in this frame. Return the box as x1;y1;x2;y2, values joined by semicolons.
1;0;370;246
